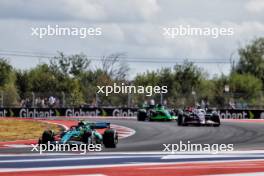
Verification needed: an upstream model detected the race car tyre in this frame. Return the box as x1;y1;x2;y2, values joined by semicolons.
178;114;188;126
178;115;183;126
40;130;55;144
148;111;157;121
103;129;118;148
146;114;151;121
212;115;221;127
137;110;147;121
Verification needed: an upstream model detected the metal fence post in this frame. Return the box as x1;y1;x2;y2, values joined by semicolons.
0;91;3;108
96;92;98;107
62;91;65;108
160;93;163;105
128;92;131;107
32;92;35;108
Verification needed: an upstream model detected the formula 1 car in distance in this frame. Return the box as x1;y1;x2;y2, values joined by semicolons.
177;108;220;127
39;121;118;148
137;104;177;121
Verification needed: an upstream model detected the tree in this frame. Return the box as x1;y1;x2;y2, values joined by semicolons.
197;78;216;105
0;58;13;86
172;61;205;106
50;52;91;77
173;61;204;94
133;70;160;104
100;53;129;80
15;70;30;97
229;73;263;105
0;58;19;106
68;79;84;107
210;75;229;107
69;54;91;76
27;64;59;92
235;37;264;82
133;61;206;107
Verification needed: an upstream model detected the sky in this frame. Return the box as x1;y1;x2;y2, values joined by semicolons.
0;0;263;78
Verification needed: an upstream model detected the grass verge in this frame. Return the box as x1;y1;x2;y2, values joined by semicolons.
0;118;62;142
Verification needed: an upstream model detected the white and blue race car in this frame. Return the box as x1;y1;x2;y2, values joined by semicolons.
177;108;220;127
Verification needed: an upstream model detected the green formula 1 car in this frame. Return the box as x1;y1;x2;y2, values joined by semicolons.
39;121;118;148
137;104;177;121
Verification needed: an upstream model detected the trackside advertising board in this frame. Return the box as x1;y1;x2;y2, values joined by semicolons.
0;108;138;118
0;108;264;119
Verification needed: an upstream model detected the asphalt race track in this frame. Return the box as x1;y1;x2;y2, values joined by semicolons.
0;119;264;153
1;119;264;175
99;119;264;152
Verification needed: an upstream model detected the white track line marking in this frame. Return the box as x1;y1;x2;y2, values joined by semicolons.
0;155;161;163
2;153;264;163
2;150;264;156
110;124;135;139
162;154;264;159
1;159;264;173
3;144;31;148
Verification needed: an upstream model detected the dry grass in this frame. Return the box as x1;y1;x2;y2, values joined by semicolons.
0;119;61;142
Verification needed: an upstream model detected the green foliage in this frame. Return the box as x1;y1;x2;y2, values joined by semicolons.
210;75;229;107
69;54;90;76
229;73;262;102
235;37;264;82
50;52;90;77
0;59;19;106
0;44;264;108
68;79;84;107
0;59;13;87
1;83;19;107
15;70;30;97
27;64;59;92
133;61;205;107
197;79;216;104
173;61;204;95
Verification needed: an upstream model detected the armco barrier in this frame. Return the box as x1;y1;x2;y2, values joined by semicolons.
0;108;264;119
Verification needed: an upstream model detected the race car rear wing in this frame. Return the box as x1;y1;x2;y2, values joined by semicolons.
89;122;111;129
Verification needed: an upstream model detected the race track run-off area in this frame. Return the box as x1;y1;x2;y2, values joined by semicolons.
0;117;264;175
